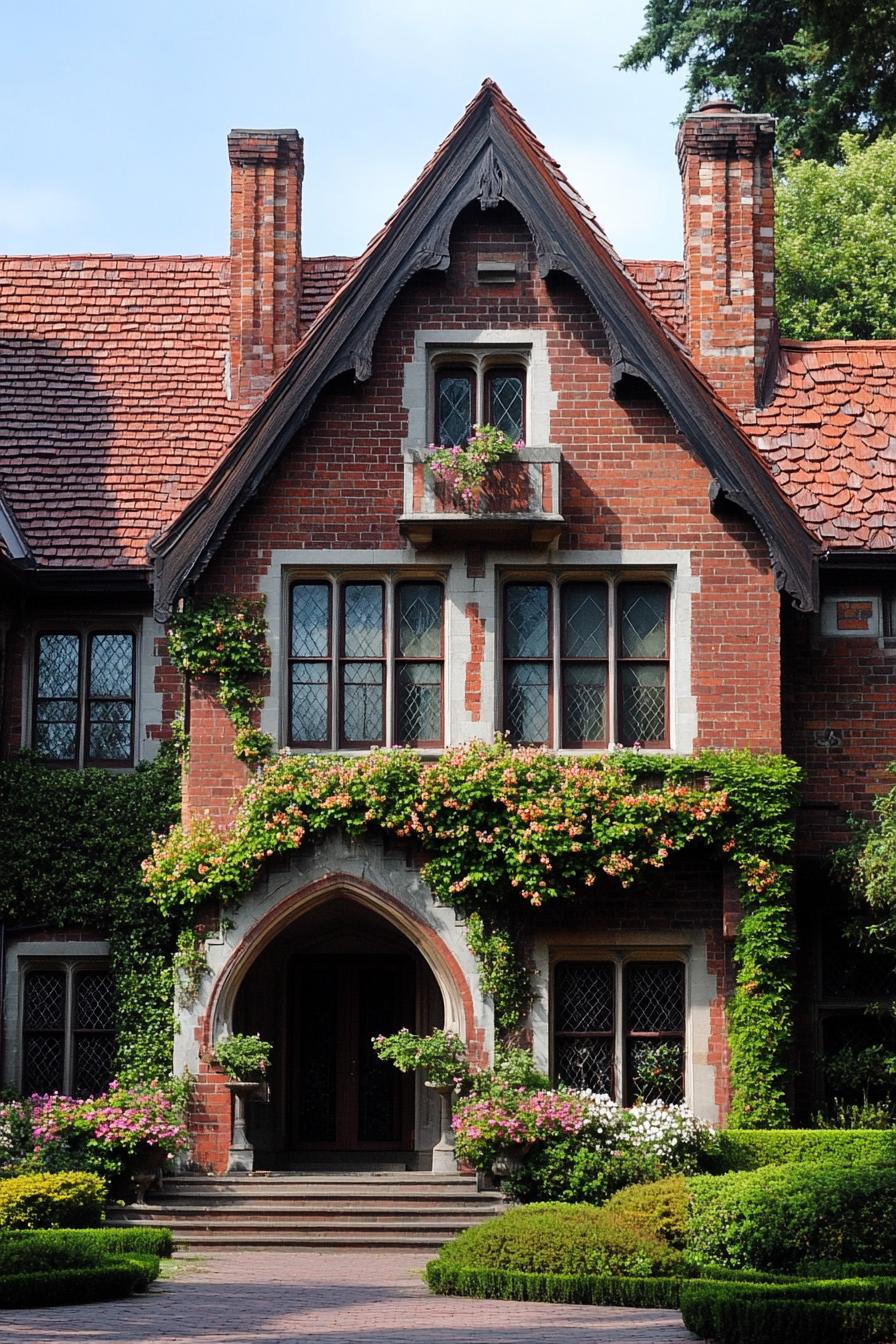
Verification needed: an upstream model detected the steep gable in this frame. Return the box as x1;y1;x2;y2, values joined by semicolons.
149;81;819;618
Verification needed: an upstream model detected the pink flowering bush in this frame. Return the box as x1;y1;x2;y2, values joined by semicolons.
453;1086;717;1205
426;424;520;507
0;1082;189;1179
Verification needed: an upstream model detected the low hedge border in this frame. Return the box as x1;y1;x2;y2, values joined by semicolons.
0;1254;160;1310
711;1130;896;1174
0;1226;174;1274
680;1279;896;1344
424;1261;682;1308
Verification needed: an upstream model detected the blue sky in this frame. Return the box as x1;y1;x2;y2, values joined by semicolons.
0;1;689;261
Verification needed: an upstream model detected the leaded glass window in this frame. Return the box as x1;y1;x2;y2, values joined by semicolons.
287;578;444;750
561;583;608;747
504;583;550;744
553;959;686;1105
502;578;670;748
395;583;443;746
618;583;668;746
21;962;114;1097
435;368;475;446
34;631;135;767
487;370;524;441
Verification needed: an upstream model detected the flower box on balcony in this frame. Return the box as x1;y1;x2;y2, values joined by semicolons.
399;445;564;547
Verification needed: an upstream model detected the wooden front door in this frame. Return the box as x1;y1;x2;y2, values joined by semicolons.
289;955;414;1150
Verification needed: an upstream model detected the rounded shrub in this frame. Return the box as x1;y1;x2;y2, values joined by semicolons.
437;1201;682;1277
0;1172;105;1230
598;1175;690;1251
687;1160;896;1271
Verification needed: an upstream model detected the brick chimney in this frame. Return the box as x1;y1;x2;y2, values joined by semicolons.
676;100;775;410
227;129;303;407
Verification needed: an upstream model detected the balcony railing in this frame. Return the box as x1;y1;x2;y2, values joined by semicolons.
399;445;564;546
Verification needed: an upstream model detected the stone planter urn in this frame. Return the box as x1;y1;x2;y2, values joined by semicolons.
424;1080;458;1174
122;1142;163;1205
226;1080;261;1173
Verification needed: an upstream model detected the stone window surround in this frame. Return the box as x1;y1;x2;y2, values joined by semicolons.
402;329;557;453
19;614;166;767
261;549;697;754
2;939;111;1093
531;932;719;1124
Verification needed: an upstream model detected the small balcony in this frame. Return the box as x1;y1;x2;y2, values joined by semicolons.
399;445;564;547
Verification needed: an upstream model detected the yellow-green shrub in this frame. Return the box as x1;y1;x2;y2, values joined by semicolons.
0;1171;105;1229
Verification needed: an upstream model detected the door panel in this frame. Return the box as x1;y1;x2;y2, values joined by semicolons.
290;955;414;1150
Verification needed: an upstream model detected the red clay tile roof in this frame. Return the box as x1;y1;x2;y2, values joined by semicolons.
300;257;355;329
743;341;896;550
624;261;686;343
0;255;246;569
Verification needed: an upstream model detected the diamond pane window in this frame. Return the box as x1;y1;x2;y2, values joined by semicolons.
562;584;607;659
22;962;114;1097
395;583;443;746
397;584;441;658
506;661;550;745
617;583;668;746
626;962;685;1105
291;583;330;658
487;371;524;441
562;664;607;746
34;634;80;761
554;962;616;1097
291;662;330;744
561;583;608;747
505;584;549;658
343;584;384;659
553;959;687;1106
34;631;135;767
435;369;474;446
342;662;384;744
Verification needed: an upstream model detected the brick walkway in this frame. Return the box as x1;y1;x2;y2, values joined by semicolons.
0;1251;698;1343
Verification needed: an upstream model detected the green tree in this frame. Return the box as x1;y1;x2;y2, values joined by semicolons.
776;134;896;339
621;2;896;162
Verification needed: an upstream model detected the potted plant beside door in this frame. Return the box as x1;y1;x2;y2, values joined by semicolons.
372;1028;468;1173
213;1033;272;1173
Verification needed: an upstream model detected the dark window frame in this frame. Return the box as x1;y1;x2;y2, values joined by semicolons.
287;578;446;752
20;959;115;1098
560;580;610;749
503;580;553;747
32;628;136;769
339;581;387;749
485;366;527;442
552;956;686;1105
434;366;476;446
616;582;670;749
393;580;445;750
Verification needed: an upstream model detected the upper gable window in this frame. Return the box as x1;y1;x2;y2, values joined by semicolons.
433;354;526;445
33;631;136;767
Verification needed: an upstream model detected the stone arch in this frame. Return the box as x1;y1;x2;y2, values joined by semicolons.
202;871;474;1054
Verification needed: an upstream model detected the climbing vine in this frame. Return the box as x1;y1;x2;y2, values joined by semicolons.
143;739;801;1127
0;748;183;1084
167;596;272;766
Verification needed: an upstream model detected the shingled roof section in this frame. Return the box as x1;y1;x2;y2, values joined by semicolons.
299;257;356;329
624;261;686;343
744;341;896;551
0;255;246;570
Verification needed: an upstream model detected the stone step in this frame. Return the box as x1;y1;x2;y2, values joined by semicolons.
164;1232;456;1250
108;1216;484;1234
112;1202;499;1219
165;1173;477;1185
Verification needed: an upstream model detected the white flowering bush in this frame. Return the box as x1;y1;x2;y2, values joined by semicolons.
489;1089;718;1204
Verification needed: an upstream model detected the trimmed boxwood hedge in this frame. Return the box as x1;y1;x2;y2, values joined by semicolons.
0;1226;173;1273
0;1255;160;1310
687;1162;896;1270
711;1130;896;1174
425;1261;682;1308
680;1278;896;1344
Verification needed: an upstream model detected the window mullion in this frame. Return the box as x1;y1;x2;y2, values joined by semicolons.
615;959;625;1105
385;576;394;747
63;964;74;1096
608;586;617;746
552;582;561;749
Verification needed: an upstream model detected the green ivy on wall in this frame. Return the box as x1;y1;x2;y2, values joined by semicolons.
166;596;273;766
144;739;802;1128
0;748;183;1084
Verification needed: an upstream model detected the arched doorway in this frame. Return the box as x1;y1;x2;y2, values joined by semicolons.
232;894;445;1168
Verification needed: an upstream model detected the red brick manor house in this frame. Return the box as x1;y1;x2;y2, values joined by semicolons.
1;83;895;1170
